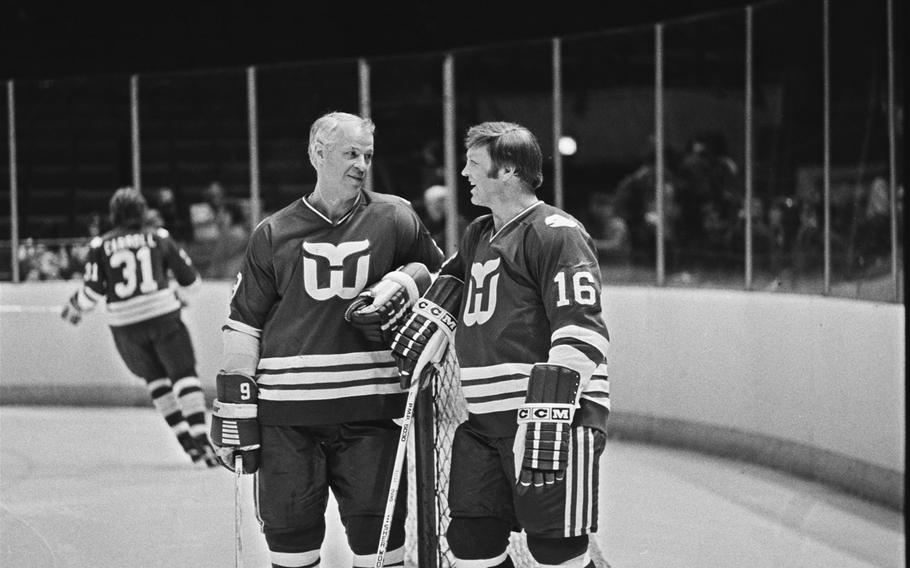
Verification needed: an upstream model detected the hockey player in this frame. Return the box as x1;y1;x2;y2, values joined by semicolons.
209;112;444;568
61;186;217;467
391;122;611;568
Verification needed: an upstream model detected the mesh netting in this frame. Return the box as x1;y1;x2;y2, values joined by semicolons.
404;350;535;567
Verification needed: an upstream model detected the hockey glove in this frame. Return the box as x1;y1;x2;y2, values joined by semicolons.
210;372;260;474
391;275;462;389
344;262;432;345
515;364;580;491
60;291;83;325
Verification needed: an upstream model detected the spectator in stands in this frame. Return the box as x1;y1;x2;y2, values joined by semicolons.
613;137;681;267
147;187;190;242
418;184;467;254
583;191;631;266
675;132;741;267
187;181;250;279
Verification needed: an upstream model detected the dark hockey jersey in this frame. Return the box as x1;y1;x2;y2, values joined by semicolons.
442;201;611;437
79;226;198;327
226;191;444;426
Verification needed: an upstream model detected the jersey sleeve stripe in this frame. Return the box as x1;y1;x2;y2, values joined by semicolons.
546;344;598;381
224;318;262;339
551;325;609;360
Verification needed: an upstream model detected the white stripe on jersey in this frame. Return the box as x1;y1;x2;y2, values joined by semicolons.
581;362;610;412
551;325;610;359
460;362;533;381
258;381;403;401
460;374;528;399
257;365;398;386
258;349;395;370
224;318;262;339
465;392;528;415
547;344;598;382
461;363;532;415
106;289;181;326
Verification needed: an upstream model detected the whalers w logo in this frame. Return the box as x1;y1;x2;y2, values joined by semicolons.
463;257;500;326
301;240;370;300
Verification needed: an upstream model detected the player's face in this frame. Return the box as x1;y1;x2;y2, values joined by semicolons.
320;123;374;192
461;145;500;208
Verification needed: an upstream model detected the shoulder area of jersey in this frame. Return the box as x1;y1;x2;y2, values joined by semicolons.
362;189;412;208
541;212;580;230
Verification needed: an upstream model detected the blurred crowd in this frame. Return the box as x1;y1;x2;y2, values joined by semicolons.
15;140;902;285
577;131;902;283
17;181;252;282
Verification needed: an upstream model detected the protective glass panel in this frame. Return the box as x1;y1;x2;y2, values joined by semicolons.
1;84;11;280
139;69;249;279
454;39;554;222
663;9;747;290
256;60;359;219
825;0;902;302
13;75;130;281
369;53;451;250
562;26;656;284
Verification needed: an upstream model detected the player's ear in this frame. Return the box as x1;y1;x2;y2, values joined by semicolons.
313;142;327;166
500;165;515;181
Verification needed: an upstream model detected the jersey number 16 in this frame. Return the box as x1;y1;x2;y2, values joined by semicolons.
553;270;597;307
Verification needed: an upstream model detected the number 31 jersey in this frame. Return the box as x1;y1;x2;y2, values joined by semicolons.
82;226;199;326
444;201;611;437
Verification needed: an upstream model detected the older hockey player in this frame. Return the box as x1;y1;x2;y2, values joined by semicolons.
61;186;217;467
210;111;443;568
391;121;611;568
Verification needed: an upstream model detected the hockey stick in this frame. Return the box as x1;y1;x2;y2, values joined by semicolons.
374;378;421;568
234;454;244;568
0;305;63;314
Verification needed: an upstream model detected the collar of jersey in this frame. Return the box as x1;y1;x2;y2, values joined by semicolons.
302;191;363;226
489;200;543;242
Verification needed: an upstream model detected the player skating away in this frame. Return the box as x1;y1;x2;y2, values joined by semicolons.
391;122;611;568
61;187;218;467
209;112;444;568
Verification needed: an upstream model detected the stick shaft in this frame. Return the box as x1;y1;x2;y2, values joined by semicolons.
235;455;244;568
374;381;420;568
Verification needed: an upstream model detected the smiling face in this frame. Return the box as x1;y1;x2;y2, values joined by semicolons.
318;121;374;193
461;144;502;208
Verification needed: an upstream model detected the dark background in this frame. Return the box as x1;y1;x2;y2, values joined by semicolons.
2;0;756;79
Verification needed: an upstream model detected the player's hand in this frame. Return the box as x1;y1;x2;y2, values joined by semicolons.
390;310;448;390
516;421;571;493
60;294;82;325
514;363;580;493
213;445;260;474
210;372;261;474
345;263;430;346
344;283;411;345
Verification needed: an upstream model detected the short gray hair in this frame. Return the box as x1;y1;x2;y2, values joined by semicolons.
307;112;375;168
